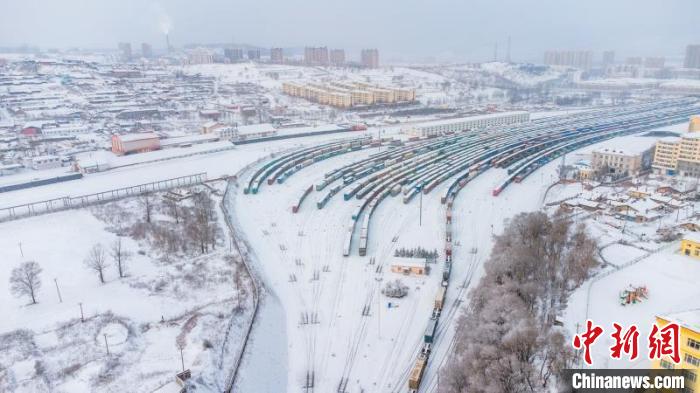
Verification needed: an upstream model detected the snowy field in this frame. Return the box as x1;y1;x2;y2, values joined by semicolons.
0;185;254;392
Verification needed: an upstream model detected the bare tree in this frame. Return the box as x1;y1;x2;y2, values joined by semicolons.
164;198;181;224
233;264;246;311
10;261;43;304
139;192;154;224
110;237;132;278
85;244;108;284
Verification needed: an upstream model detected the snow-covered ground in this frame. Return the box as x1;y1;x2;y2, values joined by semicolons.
0;185;254;392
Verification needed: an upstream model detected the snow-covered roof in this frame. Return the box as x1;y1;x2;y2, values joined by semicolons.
414;111;529;129
592;136;657;156
682;232;700;244
659;309;700;333
236;123;276;135
117;132;159;142
389;256;427;268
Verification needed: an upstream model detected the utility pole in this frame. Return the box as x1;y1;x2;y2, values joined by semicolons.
79;302;84;322
104;334;110;355
506;36;511;63
18;242;23;258
377;285;381;340
419;186;423;226
54;278;62;303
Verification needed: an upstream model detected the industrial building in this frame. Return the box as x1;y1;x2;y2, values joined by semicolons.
111;133;161;155
406;112;530;137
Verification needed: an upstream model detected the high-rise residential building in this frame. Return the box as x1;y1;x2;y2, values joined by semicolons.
248;49;261;61
644;57;665;68
270;47;284;64
224;48;244;62
118;42;132;62
330;49;345;66
141;43;153;58
188;48;214;64
685;45;700;69
626;56;643;66
304;47;329;66
361;49;379;68
602;51;615;66
543;50;592;69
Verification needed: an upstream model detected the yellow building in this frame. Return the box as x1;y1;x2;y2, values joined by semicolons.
689;115;700;132
653;134;700;177
681;233;700;258
389;256;427;275
653;312;700;392
282;80;415;108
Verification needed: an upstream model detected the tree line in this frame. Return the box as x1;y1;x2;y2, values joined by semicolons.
439;211;599;393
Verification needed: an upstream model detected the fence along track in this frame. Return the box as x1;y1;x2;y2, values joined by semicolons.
221;173;262;393
0;172;208;223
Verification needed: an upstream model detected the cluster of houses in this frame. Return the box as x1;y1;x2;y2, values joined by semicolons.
0;57;292;175
559;177;698;224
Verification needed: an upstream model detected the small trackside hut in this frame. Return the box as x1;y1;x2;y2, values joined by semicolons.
389;256;428;276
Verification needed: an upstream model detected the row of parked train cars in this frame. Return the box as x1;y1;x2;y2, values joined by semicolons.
239;98;700;392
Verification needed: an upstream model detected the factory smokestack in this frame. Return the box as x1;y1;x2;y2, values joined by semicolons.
166;33;171;53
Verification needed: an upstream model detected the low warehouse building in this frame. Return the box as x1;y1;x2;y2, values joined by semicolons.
390;256;428;275
111;132;161;155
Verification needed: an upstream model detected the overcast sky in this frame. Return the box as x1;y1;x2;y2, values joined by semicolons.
1;0;698;63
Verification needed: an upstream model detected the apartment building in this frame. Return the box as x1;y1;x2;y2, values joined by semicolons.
329;49;345;66
653;132;700;177
304;47;329;66
270;47;284;64
361;49;379;68
282;81;415;108
685;45;700;69
543;50;593;69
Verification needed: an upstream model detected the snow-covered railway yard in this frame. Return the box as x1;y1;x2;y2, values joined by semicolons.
2;96;700;392
227;97;700;392
230;145;559;393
